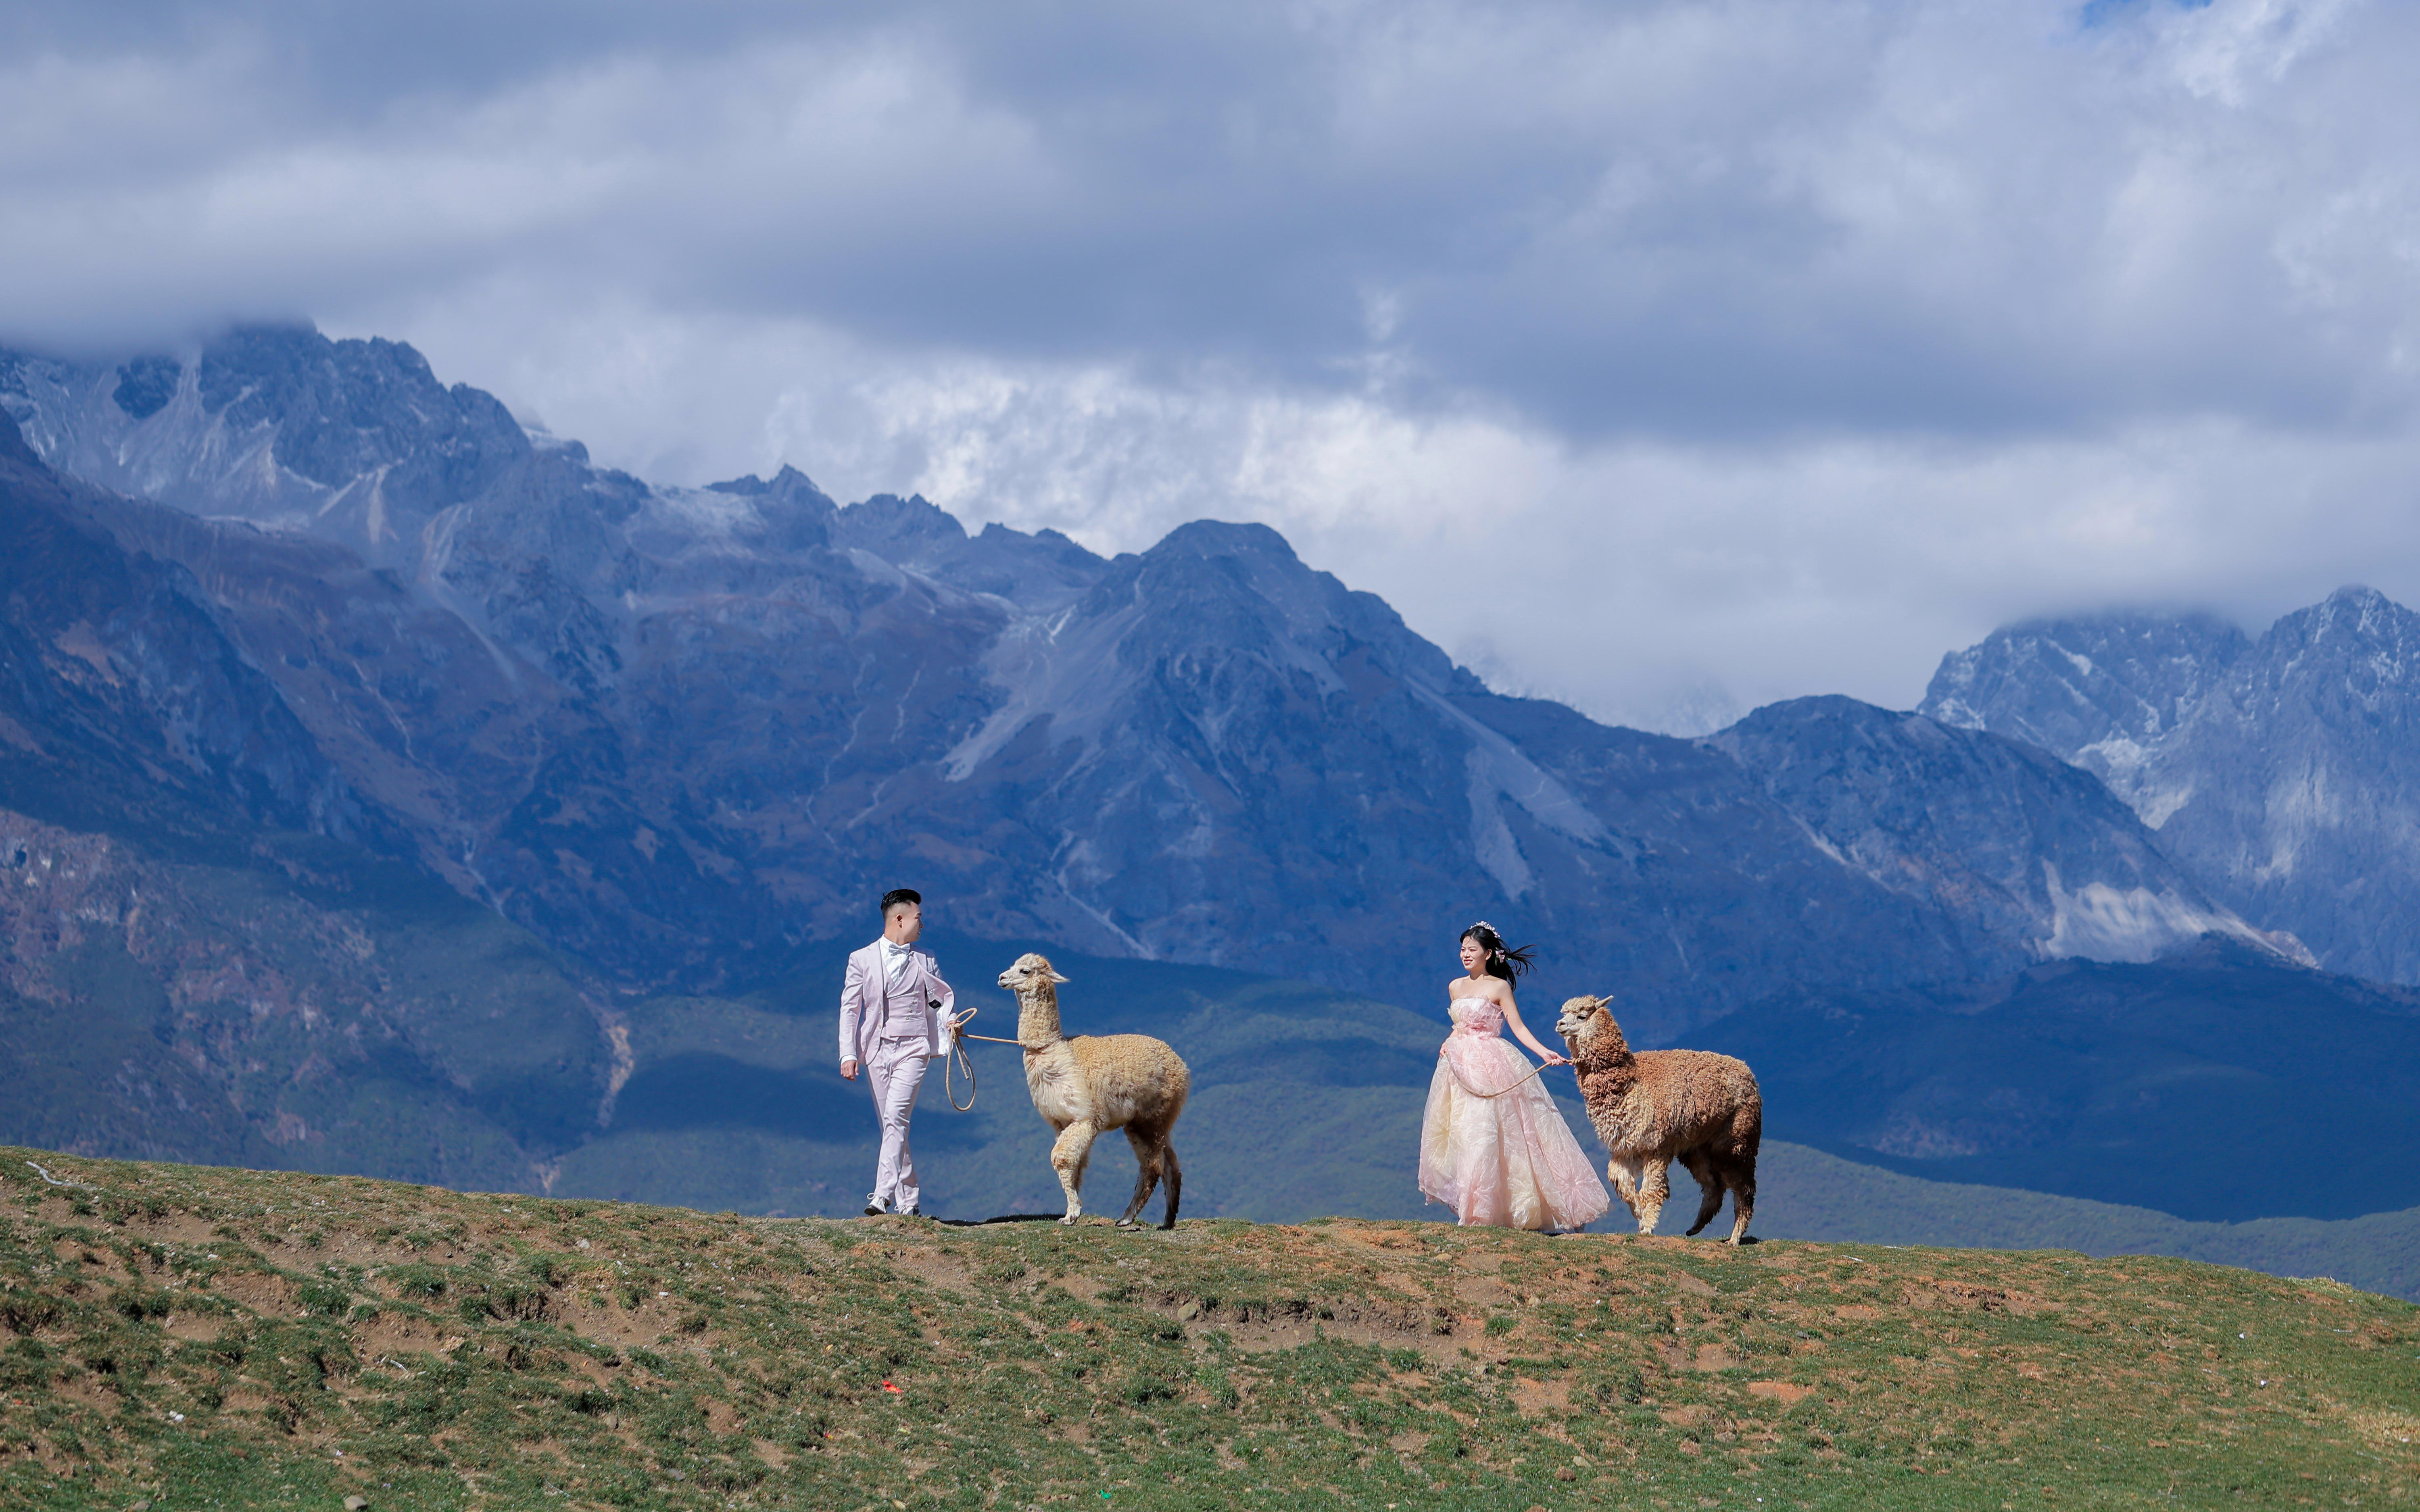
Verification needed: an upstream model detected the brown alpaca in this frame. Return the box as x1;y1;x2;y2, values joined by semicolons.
996;953;1191;1229
1554;995;1761;1244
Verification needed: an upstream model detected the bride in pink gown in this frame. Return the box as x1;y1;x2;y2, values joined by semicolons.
1419;921;1612;1231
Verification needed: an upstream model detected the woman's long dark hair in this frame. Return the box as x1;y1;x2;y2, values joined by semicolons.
1460;921;1536;983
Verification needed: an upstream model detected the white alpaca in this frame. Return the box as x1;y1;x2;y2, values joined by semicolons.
997;953;1191;1229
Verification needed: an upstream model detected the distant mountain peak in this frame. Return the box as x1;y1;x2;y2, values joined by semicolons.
1151;518;1300;562
1926;587;2420;983
833;492;967;565
1922;609;2249;740
0;321;531;566
1714;694;2298;969
2289;583;2420;649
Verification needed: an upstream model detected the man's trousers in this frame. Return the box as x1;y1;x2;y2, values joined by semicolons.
866;1037;930;1212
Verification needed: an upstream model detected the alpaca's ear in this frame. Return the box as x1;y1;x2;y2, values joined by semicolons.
1049;969;1072;984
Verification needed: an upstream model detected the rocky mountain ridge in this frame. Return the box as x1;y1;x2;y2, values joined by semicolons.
1922;587;2420;983
0;325;2294;1041
0;419;620;1185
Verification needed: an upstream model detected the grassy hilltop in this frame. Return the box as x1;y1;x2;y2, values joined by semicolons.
3;1149;2417;1510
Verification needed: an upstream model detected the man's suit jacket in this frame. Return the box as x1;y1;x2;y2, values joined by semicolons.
838;940;955;1066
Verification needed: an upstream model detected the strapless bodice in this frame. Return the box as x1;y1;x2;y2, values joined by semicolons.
1448;996;1504;1036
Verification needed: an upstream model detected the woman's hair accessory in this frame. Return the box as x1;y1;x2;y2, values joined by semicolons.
1462;919;1534;981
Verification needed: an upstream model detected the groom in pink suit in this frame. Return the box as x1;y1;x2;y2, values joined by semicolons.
839;888;955;1217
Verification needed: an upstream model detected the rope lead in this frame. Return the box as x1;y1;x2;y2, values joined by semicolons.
937;1005;1047;1111
1437;1048;1569;1100
942;1025;978;1112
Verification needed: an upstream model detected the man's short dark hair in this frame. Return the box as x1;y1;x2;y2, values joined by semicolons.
880;888;922;916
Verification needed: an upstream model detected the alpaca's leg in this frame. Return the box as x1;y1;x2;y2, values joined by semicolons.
1634;1158;1671;1236
1116;1125;1164;1228
1050;1120;1099;1224
1725;1156;1756;1245
1679;1150;1726;1237
1158;1141;1181;1230
1606;1156;1643;1220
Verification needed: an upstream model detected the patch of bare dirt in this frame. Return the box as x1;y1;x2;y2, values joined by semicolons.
1903;1276;2045;1315
1509;1376;1573;1416
353;1312;465;1361
213;1270;298;1316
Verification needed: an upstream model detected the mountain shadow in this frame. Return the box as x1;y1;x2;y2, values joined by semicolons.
1695;937;2420;1222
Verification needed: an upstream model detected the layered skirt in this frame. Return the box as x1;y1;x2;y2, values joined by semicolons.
1418;1029;1613;1231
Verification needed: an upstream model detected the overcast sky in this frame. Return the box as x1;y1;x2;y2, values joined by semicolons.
5;0;2418;729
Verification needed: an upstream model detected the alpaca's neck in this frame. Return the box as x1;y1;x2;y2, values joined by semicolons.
1577;1029;1635;1074
1018;987;1064;1046
1577;1032;1639;1102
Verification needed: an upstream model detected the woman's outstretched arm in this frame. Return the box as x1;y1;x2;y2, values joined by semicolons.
1500;993;1570;1066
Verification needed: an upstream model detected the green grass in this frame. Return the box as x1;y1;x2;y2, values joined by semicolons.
2;1146;2414;1510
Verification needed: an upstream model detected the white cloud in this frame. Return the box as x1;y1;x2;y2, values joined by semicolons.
6;0;2420;728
